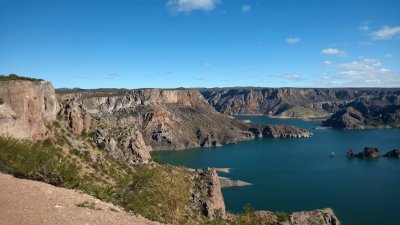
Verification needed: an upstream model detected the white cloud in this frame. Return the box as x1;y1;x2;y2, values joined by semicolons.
241;5;251;13
324;60;333;65
203;62;213;68
285;37;300;44
359;25;370;32
275;74;302;81
385;54;393;58
320;58;400;87
336;58;381;70
372;26;400;40
167;0;220;13
321;48;346;57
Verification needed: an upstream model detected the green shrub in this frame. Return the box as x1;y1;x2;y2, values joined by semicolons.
76;201;101;210
0;137;80;188
117;165;191;224
242;203;255;215
0;74;43;81
0;98;3;105
275;211;289;222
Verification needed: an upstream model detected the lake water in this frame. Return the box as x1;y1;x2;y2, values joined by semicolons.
152;116;400;225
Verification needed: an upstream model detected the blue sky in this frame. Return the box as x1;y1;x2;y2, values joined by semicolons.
1;0;399;88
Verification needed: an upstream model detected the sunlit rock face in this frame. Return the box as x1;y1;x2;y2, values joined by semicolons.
0;80;58;141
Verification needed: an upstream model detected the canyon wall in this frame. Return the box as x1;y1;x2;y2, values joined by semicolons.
57;89;256;154
201;88;400;119
0;80;58;141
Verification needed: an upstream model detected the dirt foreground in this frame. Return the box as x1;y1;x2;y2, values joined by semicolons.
0;173;161;225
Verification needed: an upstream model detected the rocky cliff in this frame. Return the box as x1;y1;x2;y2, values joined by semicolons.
201;88;400;120
234;208;340;225
56;88;258;164
0;80;58;141
322;94;400;129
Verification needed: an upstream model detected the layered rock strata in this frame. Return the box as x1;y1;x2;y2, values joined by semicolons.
322;95;400;129
201;88;400;124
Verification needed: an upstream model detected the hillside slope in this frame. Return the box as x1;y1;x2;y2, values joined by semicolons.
0;173;160;225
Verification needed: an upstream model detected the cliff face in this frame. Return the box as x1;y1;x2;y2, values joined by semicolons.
201;88;400;119
0;80;58;141
322;95;400;129
57;89;256;154
190;169;226;219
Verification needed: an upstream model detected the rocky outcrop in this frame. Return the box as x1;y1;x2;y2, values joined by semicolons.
322;107;367;129
347;147;381;158
93;128;151;164
262;125;312;138
219;177;251;188
322;95;400;129
57;89;257;152
191;169;225;219
232;208;340;225
289;208;340;225
0;80;58;141
383;149;400;158
201;88;400;121
58;98;92;135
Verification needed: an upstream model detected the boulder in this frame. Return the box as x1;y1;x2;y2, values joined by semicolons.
383;149;400;158
289;208;340;225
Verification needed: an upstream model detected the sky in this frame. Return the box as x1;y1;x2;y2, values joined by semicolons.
1;0;400;88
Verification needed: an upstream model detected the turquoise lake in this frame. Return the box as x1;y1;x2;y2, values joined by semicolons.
152;116;400;225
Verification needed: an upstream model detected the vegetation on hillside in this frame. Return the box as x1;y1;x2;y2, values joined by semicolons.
0;129;283;225
0;135;201;224
0;74;43;82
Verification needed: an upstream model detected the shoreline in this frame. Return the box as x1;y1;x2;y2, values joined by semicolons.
235;114;330;121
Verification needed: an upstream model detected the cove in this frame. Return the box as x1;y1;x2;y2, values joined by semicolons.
152;116;400;225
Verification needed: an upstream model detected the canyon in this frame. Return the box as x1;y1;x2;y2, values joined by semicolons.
12;77;400;224
201;88;400;129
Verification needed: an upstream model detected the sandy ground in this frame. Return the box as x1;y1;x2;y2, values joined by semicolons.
0;173;161;225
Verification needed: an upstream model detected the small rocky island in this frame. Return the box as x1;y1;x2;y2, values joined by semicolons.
347;147;400;159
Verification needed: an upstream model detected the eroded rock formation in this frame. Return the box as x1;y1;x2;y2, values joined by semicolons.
190;169;226;219
262;125;312;138
322;95;400;129
347;147;381;158
0;80;58;141
57;89;258;153
289;208;340;225
201;88;400;125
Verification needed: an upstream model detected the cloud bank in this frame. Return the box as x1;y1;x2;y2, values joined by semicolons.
321;48;346;57
372;26;400;40
320;58;400;87
167;0;220;13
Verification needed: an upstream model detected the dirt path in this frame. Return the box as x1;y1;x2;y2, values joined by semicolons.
0;173;161;225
